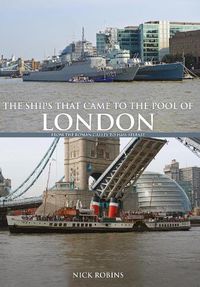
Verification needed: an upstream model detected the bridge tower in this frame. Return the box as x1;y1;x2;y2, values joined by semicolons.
64;138;120;190
0;169;11;197
18;58;25;75
34;138;120;215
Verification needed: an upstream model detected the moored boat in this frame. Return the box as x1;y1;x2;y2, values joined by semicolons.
69;75;94;83
107;46;184;81
23;57;139;82
135;62;184;81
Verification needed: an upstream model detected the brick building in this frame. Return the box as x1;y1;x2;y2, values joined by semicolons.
170;30;200;69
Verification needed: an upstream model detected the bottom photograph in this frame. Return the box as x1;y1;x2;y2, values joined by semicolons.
0;136;200;287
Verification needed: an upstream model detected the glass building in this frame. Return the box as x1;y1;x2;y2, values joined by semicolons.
96;22;200;61
139;21;200;62
170;22;200;37
136;172;191;213
164;159;200;207
96;28;118;56
139;21;161;62
96;32;108;56
117;26;140;57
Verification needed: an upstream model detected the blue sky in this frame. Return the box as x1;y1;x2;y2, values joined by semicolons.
1;0;200;59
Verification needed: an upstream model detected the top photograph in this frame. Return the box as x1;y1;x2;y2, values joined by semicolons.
0;0;200;134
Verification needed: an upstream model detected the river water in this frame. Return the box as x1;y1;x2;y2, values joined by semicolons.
0;78;200;133
1;228;200;287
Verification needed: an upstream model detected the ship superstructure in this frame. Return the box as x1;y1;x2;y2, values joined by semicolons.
23;56;139;82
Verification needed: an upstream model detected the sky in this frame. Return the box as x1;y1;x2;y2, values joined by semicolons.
0;137;200;198
1;0;200;59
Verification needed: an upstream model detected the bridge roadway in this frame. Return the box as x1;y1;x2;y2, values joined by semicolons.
0;196;42;209
92;137;167;200
177;137;200;158
0;197;42;228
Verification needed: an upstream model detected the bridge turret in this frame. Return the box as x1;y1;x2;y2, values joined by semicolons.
64;137;120;191
0;169;4;183
0;169;11;197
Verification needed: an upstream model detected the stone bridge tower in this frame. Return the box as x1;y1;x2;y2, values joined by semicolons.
64;138;120;190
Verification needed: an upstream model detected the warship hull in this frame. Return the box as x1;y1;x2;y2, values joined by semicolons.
135;62;184;81
23;61;139;82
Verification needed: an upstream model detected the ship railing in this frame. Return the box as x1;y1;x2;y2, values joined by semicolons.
19;214;99;223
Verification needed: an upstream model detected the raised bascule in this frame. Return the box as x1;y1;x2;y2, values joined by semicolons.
91;138;166;200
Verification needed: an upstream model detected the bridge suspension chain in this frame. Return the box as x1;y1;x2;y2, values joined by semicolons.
5;138;60;201
176;137;200;159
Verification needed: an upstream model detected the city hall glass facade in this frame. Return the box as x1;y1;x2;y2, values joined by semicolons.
136;172;191;213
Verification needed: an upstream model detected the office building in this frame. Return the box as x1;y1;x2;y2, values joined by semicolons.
96;27;118;56
164;159;200;207
170;30;200;69
117;26;140;57
164;159;180;181
139;21;200;62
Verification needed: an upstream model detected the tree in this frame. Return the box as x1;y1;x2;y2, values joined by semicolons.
162;54;196;69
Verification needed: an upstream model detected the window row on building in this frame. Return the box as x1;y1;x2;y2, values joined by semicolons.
96;21;200;62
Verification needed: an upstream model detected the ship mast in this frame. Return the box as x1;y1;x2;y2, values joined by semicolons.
43;160;54;216
81;27;85;59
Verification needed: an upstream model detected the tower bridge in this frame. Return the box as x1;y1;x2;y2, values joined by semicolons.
0;57;34;77
0;137;200;227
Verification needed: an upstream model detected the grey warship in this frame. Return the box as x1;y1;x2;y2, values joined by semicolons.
23;56;139;82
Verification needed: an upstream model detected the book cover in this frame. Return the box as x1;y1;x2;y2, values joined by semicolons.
0;1;200;287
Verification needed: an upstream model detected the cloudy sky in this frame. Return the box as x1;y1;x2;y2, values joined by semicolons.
0;137;200;198
1;0;200;59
